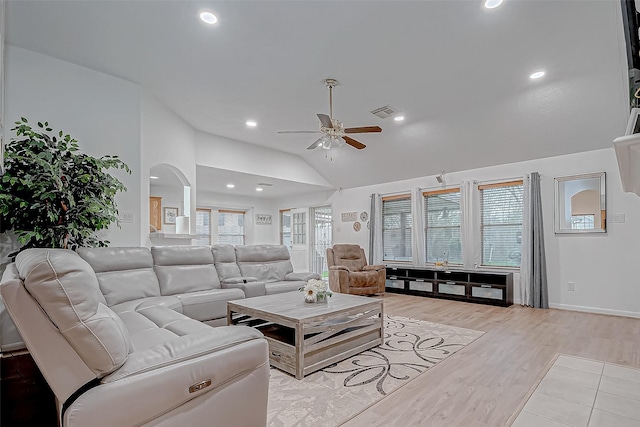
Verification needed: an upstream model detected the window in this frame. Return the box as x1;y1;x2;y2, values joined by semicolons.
571;214;594;230
218;210;245;245
480;180;524;267
311;206;332;278
382;195;412;262
280;209;292;252
292;211;306;245
424;189;462;265
194;208;211;246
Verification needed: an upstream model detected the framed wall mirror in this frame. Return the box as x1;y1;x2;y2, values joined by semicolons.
554;172;606;234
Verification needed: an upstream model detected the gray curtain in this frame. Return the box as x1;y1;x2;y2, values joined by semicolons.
369;193;383;265
528;172;548;308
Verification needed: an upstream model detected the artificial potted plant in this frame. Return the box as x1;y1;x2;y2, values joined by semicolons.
0;118;130;256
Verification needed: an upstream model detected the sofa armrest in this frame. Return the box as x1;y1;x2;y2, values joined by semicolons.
221;276;258;284
65;329;269;427
363;264;385;272
284;272;320;281
221;281;266;298
329;265;351;272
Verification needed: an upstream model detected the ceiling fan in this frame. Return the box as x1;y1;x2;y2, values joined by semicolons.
277;78;382;150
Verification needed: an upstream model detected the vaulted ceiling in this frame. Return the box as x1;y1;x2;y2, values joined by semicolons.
6;0;629;190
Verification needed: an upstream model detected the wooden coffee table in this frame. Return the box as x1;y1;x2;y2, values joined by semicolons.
227;292;384;379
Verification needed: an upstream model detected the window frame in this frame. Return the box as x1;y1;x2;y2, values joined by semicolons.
279;208;292;252
217;209;246;245
382;194;413;263
423;187;462;266
194;208;211;246
479;180;524;269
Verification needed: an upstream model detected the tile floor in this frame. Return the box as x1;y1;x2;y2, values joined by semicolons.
512;355;640;427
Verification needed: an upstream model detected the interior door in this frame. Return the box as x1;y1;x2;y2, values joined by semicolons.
290;207;309;272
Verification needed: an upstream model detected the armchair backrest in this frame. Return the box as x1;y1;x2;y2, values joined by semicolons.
327;244;367;271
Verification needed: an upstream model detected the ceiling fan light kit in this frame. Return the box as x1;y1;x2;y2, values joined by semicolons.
278;78;382;154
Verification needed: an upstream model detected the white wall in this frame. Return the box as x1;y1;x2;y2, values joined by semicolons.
196;190;278;244
5;46;142;246
1;46;144;351
141;93;197;246
277;148;640;318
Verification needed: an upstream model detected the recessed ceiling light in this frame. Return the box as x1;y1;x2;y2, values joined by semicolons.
150;176;159;180
256;187;263;192
483;0;504;9
200;11;218;24
530;71;546;79
394;116;405;122
226;183;235;188
246;121;257;127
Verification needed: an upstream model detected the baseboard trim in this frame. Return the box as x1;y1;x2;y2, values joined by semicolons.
550;303;640;319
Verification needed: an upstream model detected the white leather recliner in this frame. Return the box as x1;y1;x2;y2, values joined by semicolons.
1;248;270;427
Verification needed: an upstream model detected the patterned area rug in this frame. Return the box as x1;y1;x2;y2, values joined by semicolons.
267;315;484;427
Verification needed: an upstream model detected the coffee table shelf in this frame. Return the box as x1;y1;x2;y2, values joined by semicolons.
228;292;384;379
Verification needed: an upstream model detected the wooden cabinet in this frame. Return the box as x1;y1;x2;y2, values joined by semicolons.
150;196;162;231
386;265;513;307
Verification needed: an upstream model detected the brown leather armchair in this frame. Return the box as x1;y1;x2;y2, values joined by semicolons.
326;244;385;295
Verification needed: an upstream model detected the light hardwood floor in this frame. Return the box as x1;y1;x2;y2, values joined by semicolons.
343;293;640;427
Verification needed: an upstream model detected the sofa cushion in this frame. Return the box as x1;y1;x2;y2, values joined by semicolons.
175;288;244;322
152;246;221;295
235;245;294;282
348;271;380;288
110;296;184;317
78;247;161;306
114;304;215;352
15;249;130;376
264;281;303;295
103;323;264;383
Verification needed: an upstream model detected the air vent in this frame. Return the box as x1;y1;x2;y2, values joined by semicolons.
257;183;273;187
371;105;399;119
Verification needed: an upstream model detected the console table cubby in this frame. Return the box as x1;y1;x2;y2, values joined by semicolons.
385;265;513;307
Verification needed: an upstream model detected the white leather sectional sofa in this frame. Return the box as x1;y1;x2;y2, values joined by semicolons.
0;244;320;426
77;244;320;326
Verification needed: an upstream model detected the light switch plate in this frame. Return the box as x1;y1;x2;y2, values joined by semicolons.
120;212;134;223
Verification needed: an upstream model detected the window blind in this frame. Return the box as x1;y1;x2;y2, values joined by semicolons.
382;195;412;261
423;189;462;264
479;181;523;267
194;208;211;246
218;210;245;245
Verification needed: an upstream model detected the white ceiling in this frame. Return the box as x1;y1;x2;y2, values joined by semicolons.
195;165;333;199
6;0;629;190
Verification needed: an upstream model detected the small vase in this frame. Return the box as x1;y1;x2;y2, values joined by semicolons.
304;293;317;303
316;291;328;303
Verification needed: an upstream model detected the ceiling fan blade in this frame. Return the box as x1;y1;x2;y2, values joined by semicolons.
342;136;366;150
277;130;321;134
317;113;333;128
307;137;324;150
344;126;382;134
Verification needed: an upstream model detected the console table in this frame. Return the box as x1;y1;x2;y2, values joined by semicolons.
386;265;513;307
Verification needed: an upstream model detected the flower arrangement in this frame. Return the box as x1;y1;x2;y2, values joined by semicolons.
300;279;333;303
